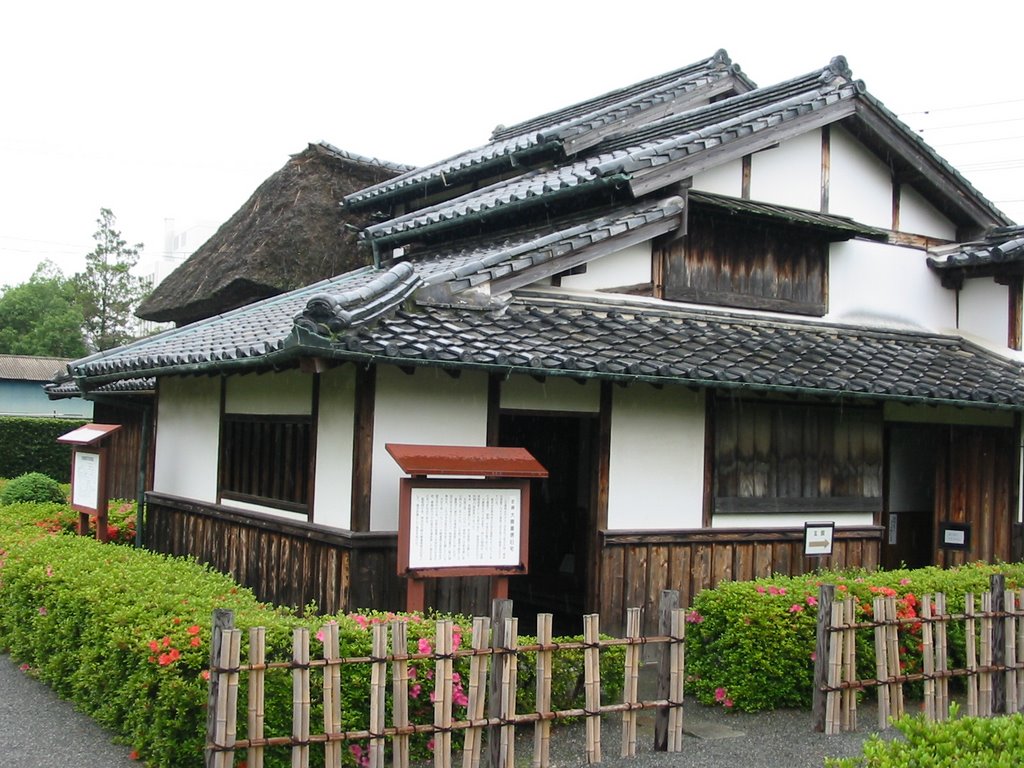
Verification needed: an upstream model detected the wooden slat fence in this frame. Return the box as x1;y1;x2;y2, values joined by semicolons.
206;601;687;768
814;574;1024;735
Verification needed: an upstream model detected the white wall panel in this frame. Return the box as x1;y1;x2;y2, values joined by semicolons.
313;365;356;528
959;279;1009;349
500;375;600;412
692;159;743;197
370;367;488;530
827;240;954;330
828;126;893;228
153;376;220;502
899;185;957;240
749;129;821;212
224;369;312;415
607;387;704;530
558;242;651;291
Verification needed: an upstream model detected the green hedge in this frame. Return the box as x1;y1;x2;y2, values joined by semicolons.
827;706;1024;767
0;416;87;481
686;564;1024;712
0;502;623;768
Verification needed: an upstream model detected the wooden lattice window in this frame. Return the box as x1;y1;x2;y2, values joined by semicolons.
714;399;882;515
219;414;312;513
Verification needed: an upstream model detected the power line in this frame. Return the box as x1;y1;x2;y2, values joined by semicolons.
916;115;1024;133
900;97;1024;117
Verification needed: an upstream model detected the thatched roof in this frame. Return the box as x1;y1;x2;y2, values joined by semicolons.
136;142;413;326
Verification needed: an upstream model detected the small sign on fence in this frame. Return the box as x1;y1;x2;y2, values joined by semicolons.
803;521;835;557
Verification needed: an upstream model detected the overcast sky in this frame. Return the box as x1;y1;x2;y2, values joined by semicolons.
2;1;1022;290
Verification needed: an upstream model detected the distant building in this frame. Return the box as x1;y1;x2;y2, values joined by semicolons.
0;355;92;418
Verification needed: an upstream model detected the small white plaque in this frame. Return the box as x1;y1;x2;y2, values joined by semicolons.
72;451;100;509
804;521;835;556
888;513;898;546
408;487;521;569
944;528;966;547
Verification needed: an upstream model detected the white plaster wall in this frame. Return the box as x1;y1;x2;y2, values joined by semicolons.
959;279;1008;349
370;367;489;530
749;129;821;212
899;186;957;240
558;242;651;291
692;158;743;197
828;126;894;229
153;376;220;502
220;497;312;522
826;240;954;330
500;375;600;412
606;387;705;530
313;365;356;529
224;369;312;415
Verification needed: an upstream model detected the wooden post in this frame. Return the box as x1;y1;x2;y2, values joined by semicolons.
873;596;891;729
532;614;553;768
841;597;857;732
293;628;311;768
824;602;844;735
935;593;949;721
206;609;235;768
391;621;410;768
407;577;425;614
369;625;387;768
992;574;1007;714
1006;589;1019;715
488;599;513;768
667;608;686;753
811;584;835;732
981;591;993;718
499;618;519;768
249;627;267;768
655;590;680;750
463;617;490;768
966;593;978;717
583;614;602;765
621;607;641;758
434;620;455;768
922;596;935;722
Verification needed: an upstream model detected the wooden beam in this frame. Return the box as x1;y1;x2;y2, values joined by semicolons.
489;216;681;294
892;180;901;232
820;126;830;213
627;100;858;198
741;155;751;200
350;365;375;532
1009;277;1023;351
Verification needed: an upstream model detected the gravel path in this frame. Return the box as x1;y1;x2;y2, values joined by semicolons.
0;652;136;767
1;649;887;768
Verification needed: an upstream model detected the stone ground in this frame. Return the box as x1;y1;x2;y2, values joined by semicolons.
1;650;892;767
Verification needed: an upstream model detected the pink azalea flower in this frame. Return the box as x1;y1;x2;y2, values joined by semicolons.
755;585;766;594
37;606;47;616
899;578;911;586
685;610;704;624
789;604;804;613
410;684;421;699
714;687;727;702
418;637;432;655
805;596;818;606
315;630;325;643
724;699;734;708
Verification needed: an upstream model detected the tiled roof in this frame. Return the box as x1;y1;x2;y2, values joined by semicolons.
928;225;1024;270
343;51;748;211
688;191;887;240
45;377;155;399
314;141;415;175
0;354;69;381
68;282;1024;409
363;62;861;243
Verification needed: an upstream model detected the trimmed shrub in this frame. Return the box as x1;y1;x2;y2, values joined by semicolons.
0;416;87;481
0;502;623;768
686;564;1024;712
0;472;66;505
827;706;1024;767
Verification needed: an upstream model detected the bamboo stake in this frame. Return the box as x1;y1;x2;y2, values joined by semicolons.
499;618;519;768
884;597;904;720
391;621;410;768
922;596;935;722
667;608;686;753
1005;589;1018;715
532;614;553;768
873;596;890;730
1018;589;1024;713
369;624;387;768
215;629;241;768
321;623;341;768
839;598;856;732
249;627;267;768
825;602;843;735
981;592;993;718
621;607;641;757
966;594;979;717
583;614;602;764
292;628;311;768
461;617;489;768
434;620;454;768
934;593;949;722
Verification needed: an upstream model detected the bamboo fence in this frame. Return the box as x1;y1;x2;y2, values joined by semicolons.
205;603;687;768
816;581;1024;735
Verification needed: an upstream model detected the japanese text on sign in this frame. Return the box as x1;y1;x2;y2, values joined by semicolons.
72;451;100;510
408;487;521;569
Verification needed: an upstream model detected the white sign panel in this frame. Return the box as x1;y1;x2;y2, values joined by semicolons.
72;451;100;509
804;521;835;556
408;487;521;569
944;528;966;547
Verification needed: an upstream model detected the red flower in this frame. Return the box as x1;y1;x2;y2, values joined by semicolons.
187;625;201;636
190;637;201;647
129;750;139;760
148;640;159;653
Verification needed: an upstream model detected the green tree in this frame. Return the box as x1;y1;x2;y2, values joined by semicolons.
74;208;147;351
0;261;88;358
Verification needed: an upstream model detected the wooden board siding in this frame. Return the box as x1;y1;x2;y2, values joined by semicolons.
660;211;829;315
145;492;400;614
92;400;154;500
934;425;1017;568
600;527;882;634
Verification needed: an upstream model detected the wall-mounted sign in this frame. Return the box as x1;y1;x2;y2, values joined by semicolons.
804;521;835;557
57;423;122;542
71;451;101;511
939;522;971;551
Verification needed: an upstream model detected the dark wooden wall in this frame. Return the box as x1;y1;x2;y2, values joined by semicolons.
93;400;154;500
599;526;882;634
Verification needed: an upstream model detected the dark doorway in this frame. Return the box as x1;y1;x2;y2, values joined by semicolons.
499;411;596;634
883;424;940;570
